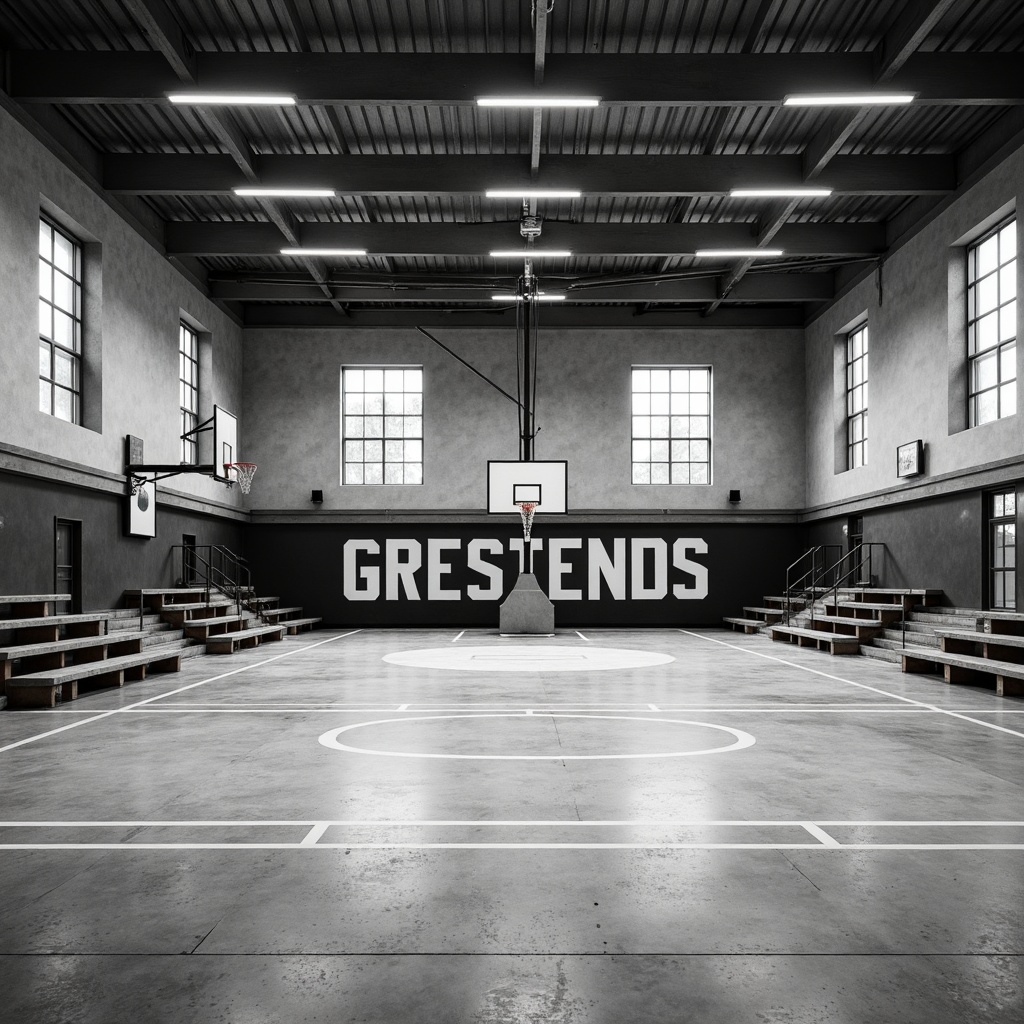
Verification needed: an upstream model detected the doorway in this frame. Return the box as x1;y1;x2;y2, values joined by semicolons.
182;534;198;586
54;519;82;614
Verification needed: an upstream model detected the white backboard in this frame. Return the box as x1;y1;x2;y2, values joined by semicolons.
213;405;238;481
487;460;568;514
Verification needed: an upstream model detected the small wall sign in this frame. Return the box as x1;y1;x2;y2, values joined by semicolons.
896;439;923;478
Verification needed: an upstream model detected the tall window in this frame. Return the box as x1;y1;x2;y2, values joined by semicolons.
179;323;199;464
38;217;82;423
968;218;1016;426
991;489;1016;610
631;367;711;485
342;367;423;485
846;323;868;469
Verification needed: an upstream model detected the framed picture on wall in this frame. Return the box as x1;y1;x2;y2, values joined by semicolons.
896;440;923;478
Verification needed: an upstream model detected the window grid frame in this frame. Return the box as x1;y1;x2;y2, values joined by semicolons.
630;365;713;487
341;365;424;486
990;489;1017;611
38;215;83;424
179;322;199;465
846;323;869;470
967;216;1017;427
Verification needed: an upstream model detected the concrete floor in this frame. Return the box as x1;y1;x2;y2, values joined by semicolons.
1;627;1022;1022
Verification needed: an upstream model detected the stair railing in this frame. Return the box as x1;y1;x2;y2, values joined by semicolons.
172;544;259;621
784;545;842;624
811;542;886;628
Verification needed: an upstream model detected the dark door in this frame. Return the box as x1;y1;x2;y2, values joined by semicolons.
55;519;82;613
182;534;197;586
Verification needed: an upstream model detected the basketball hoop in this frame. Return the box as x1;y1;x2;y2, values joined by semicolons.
516;500;538;543
224;462;257;495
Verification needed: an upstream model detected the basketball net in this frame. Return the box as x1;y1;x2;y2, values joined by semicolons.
516;500;538;543
225;462;258;495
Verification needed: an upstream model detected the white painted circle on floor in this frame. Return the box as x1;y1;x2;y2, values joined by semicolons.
318;714;755;760
382;645;675;672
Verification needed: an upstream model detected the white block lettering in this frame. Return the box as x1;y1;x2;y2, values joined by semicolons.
343;539;380;601
631;538;668;599
588;537;627;600
548;538;583;600
427;538;462;600
467;539;505;600
672;538;709;600
385;539;421;600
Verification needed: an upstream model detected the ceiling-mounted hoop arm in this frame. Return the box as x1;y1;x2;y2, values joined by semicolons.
415;326;527;412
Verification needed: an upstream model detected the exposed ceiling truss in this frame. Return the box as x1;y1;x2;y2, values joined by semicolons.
0;0;1022;328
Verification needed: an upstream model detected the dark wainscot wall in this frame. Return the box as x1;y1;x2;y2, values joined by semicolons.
246;522;805;627
0;472;245;610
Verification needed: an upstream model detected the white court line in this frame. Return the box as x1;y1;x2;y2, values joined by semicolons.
300;822;331;846
679;629;1024;742
648;703;661;711
3;842;1024;851
5;818;1021;827
0;630;362;755
802;822;841;847
575;630;590;641
396;704;409;711
83;706;938;715
452;631;465;643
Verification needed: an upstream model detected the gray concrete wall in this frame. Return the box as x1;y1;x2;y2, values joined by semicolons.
0;102;244;510
805;145;1024;513
243;326;806;512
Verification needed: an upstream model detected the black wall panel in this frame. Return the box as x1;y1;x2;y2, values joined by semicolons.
0;472;244;609
245;522;806;627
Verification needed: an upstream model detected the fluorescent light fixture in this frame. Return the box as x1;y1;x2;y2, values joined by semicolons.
234;187;336;198
485;189;582;199
730;188;832;198
489;250;572;259
694;249;784;258
784;93;915;107
477;96;600;108
280;248;367;257
168;93;297;106
491;293;567;302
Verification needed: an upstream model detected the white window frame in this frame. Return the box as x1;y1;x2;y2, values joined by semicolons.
179;322;199;464
631;366;712;486
38;216;83;424
968;217;1016;427
341;366;423;485
846;323;869;469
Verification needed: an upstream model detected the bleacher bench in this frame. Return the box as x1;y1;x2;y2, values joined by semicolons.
0;612;114;644
280;617;321;635
769;626;860;655
206;624;285;654
0;594;71;616
5;649;183;708
0;631;147;684
181;615;249;640
901;648;1024;697
936;629;1024;663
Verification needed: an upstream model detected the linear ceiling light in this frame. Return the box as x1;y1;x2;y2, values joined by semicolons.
477;97;600;107
168;93;297;106
694;249;784;258
485;189;582;199
783;93;915;106
491;293;567;301
730;188;832;198
234;187;336;198
489;250;572;258
280;248;367;256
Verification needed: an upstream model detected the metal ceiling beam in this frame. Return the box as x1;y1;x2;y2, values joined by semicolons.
530;0;550;177
118;0;196;80
10;52;1024;106
242;305;808;330
102;153;957;196
165;221;885;257
208;272;834;304
710;0;957;316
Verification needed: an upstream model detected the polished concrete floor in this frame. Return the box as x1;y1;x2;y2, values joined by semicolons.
1;627;1023;1022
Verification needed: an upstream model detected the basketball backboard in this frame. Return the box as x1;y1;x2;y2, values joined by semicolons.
487;460;568;514
213;405;238;482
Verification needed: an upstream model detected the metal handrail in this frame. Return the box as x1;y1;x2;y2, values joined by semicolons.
784;545;842;624
811;542;886;628
172;544;266;623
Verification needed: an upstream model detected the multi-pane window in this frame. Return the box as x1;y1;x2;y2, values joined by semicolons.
846;323;869;469
179;323;199;464
968;218;1016;426
342;367;423;485
991;489;1016;610
631;367;711;485
38;218;82;423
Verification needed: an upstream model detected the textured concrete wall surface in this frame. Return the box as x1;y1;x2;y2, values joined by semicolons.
243;326;806;513
0;103;244;510
805;145;1024;512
